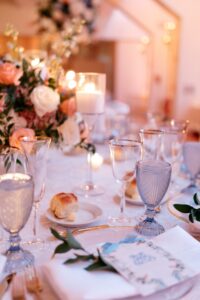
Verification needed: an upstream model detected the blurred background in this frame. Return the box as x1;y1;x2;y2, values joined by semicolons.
0;0;199;137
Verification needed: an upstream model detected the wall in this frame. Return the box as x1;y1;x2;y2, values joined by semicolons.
0;0;36;35
163;0;200;120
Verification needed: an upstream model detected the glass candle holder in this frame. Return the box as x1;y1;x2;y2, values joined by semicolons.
74;72;106;197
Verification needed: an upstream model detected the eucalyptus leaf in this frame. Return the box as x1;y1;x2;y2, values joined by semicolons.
50;227;67;243
189;213;194;223
173;204;193;213
193;193;200;205
54;242;70;254
64;254;95;265
66;230;85;251
195;210;200;221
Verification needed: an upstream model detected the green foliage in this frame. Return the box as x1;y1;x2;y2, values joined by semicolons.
50;228;114;272
173;193;200;223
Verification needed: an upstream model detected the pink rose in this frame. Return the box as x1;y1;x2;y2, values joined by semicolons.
0;63;22;85
59;97;76;117
9;128;35;149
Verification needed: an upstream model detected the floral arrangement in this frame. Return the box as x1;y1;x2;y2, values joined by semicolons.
37;0;99;37
0;25;91;153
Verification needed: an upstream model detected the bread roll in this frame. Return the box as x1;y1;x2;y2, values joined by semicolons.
50;193;79;221
125;179;138;199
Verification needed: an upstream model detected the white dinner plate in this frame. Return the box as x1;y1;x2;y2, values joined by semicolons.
46;202;103;227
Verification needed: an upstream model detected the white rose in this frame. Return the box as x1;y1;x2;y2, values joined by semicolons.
30;85;60;117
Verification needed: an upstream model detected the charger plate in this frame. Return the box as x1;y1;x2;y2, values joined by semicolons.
72;225;195;300
167;193;200;231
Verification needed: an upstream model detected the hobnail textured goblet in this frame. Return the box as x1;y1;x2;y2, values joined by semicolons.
0;173;34;274
135;160;171;237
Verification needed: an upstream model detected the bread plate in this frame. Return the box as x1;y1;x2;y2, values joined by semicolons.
46;202;103;227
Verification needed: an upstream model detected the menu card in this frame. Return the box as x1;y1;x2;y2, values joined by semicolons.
100;227;197;296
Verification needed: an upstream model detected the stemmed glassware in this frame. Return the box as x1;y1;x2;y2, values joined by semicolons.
0;173;34;274
135;160;171;237
20;136;51;245
139;129;163;160
75;72;106;197
182;142;200;193
109;139;142;226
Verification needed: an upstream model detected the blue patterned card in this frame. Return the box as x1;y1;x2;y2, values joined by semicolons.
100;233;195;296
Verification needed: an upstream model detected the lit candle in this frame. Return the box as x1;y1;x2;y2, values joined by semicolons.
31;57;40;68
76;82;105;114
89;153;104;170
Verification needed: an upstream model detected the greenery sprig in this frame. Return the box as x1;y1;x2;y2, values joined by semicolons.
173;193;200;223
50;228;115;272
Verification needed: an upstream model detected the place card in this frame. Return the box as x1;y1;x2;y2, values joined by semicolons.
100;227;197;296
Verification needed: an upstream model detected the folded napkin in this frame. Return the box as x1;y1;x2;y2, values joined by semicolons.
42;226;200;300
42;262;137;300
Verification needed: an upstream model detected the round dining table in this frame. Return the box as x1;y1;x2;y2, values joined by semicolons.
2;144;200;299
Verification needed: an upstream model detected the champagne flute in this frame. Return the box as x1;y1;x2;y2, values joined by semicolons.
0;173;34;274
135;160;171;237
109;139;142;226
20;136;51;245
74;72;106;197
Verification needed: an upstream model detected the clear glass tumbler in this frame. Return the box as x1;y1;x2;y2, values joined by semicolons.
135;160;171;237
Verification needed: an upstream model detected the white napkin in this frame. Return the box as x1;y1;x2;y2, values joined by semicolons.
42;226;200;300
42;261;137;300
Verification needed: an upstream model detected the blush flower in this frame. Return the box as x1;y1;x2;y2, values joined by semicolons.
0;63;22;85
9;128;35;149
59;97;76;116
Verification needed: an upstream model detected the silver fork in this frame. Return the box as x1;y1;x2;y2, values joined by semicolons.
25;266;43;299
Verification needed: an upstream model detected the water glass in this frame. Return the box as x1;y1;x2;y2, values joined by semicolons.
0;173;34;274
109;139;142;226
135;160;171;237
182;142;200;193
20;136;51;245
139;129;163;160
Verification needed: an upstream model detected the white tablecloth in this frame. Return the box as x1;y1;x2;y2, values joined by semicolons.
2;145;200;299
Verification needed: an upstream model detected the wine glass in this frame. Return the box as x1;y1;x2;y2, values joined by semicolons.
182;142;200;193
74;72;106;197
0;173;34;274
109;139;142;226
161;128;185;188
135;160;171;237
139;129;163;160
20;136;51;245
